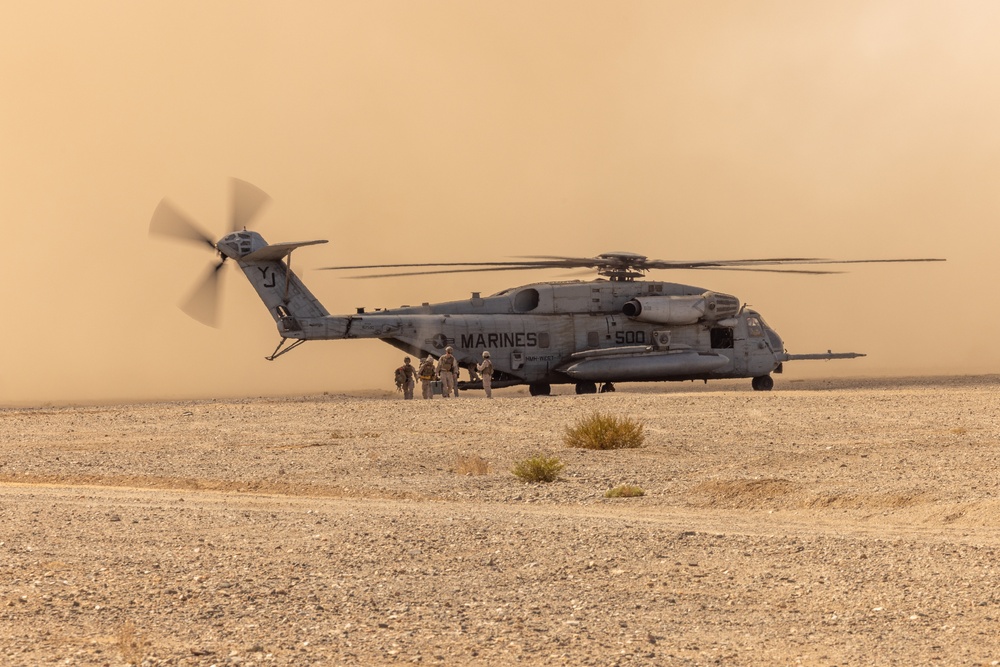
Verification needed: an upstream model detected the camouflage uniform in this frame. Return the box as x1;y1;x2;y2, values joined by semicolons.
437;347;458;398
399;358;417;400
418;357;436;399
477;351;495;399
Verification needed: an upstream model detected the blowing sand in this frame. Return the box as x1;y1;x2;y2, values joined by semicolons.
2;376;1000;666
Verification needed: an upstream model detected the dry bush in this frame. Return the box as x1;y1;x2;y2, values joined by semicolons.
454;454;490;476
117;620;148;665
564;412;645;450
605;484;645;498
511;455;564;483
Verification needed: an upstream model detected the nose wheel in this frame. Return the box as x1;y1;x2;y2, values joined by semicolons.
751;375;774;391
575;382;598;394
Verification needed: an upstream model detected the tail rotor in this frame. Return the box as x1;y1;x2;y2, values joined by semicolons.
149;178;271;326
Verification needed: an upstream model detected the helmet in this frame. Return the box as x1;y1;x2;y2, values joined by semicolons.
482;351;490;358
445;346;454;353
404;357;410;363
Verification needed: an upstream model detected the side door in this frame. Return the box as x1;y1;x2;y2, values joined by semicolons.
716;318;746;375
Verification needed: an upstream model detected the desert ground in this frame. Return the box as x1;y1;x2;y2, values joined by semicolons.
2;375;1000;666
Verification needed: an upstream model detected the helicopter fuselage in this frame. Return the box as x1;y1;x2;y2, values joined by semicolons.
270;277;789;390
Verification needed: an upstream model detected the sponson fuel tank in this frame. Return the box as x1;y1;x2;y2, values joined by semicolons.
622;291;740;325
561;350;731;382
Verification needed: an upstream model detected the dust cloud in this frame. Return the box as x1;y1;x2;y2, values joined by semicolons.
1;1;995;405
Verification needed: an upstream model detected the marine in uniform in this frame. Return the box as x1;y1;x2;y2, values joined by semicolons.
418;356;436;399
477;350;494;398
399;357;417;400
437;346;458;398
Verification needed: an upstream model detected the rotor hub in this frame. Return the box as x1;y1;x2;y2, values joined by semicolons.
595;252;649;281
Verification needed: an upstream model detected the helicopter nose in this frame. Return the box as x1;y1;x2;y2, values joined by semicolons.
764;326;785;355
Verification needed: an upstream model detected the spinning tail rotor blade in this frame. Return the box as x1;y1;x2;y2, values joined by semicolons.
180;261;226;327
151;178;273;327
230;177;270;232
149;199;217;250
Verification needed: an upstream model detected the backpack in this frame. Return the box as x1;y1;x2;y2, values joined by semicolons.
394;366;406;390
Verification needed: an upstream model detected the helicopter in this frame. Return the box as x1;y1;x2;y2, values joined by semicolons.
150;179;944;394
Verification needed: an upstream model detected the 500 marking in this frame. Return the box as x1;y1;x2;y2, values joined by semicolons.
615;331;646;345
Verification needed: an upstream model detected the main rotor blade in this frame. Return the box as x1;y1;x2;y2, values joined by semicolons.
518;254;597;261
643;257;821;269
517;254;824;266
319;260;571;271
230;178;270;232
321;254;946;279
766;258;947;266
341;264;585;279
520;255;944;270
646;257;945;269
180;261;225;327
686;266;843;275
149;199;216;250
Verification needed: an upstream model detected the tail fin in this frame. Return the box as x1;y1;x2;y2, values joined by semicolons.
236;239;330;333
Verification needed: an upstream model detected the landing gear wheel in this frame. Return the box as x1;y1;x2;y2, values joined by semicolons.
599;382;616;393
575;382;598;395
529;382;551;396
751;375;774;391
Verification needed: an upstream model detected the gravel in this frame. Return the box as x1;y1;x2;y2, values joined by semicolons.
2;376;1000;665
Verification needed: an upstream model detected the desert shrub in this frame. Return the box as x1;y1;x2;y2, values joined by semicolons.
564;412;645;450
117;621;148;664
511;455;564;483
604;484;645;498
454;454;490;476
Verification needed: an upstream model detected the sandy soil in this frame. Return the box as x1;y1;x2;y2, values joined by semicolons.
2;376;1000;666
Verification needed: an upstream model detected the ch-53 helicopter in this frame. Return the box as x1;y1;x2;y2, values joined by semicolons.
150;179;944;394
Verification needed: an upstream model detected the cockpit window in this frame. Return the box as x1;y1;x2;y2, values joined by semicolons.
746;316;763;337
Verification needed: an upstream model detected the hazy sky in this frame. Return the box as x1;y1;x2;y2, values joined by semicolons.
3;1;997;405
